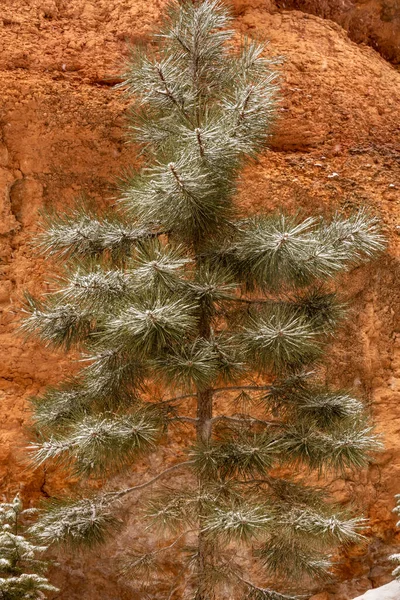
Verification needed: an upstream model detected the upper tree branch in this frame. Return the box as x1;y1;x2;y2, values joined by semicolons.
159;385;272;406
237;85;254;125
168;162;203;206
156;66;194;126
195;128;205;157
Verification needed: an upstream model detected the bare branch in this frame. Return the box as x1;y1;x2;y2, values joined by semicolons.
156;393;197;405
154;529;196;554
105;461;195;499
213;385;272;394
223;296;274;305
237;477;274;486
169;416;198;424
157;385;271;407
235;573;300;600
210;415;281;427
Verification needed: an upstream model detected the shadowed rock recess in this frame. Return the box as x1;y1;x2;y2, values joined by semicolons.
0;1;399;599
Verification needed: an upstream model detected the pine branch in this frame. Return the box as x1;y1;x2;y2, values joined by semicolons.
255;533;333;581
29;497;118;548
230;211;384;292
260;375;365;429
277;422;381;472
99;294;199;358
81;346;147;399
191;431;277;480
120;152;233;244
156;63;194;126
203;502;272;543
224;296;273;304
38;208;164;262
145;487;202;534
21;293;94;350
30;380;92;431
157;393;198;405
32;411;162;477
130;239;192;294
186;265;238;316
55;267;133;311
318;209;385;265
154;340;220;391
241;305;322;373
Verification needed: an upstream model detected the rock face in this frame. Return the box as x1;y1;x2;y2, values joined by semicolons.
0;1;399;599
273;0;400;65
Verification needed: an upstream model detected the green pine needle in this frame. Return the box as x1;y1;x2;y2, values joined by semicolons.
100;293;199;358
241;305;322;373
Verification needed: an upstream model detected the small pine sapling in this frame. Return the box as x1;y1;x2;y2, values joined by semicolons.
0;496;57;600
390;495;400;580
23;1;385;598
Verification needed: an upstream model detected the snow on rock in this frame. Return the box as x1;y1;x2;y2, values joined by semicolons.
353;581;400;600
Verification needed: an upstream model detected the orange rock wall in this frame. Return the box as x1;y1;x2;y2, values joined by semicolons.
0;1;399;598
274;0;400;65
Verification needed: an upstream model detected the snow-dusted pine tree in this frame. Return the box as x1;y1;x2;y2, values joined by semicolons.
23;1;384;598
0;496;57;600
390;495;400;580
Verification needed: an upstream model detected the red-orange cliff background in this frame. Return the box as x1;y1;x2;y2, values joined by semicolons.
0;1;399;598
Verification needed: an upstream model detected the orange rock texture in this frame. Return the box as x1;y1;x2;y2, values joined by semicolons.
0;0;399;598
273;0;400;65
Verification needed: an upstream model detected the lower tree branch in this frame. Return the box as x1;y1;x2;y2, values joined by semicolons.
169;416;198;424
235;573;298;600
210;415;282;427
157;393;197;405
106;461;195;499
223;296;274;305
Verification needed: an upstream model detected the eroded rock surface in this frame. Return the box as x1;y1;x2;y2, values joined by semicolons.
0;1;399;598
274;0;400;65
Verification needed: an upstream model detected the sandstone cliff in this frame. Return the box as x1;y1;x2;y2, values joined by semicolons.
0;1;399;598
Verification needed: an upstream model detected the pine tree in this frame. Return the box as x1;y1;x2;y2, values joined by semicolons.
0;496;57;600
390;495;400;580
22;1;385;598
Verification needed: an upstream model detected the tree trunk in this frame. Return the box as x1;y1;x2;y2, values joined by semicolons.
195;307;215;600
